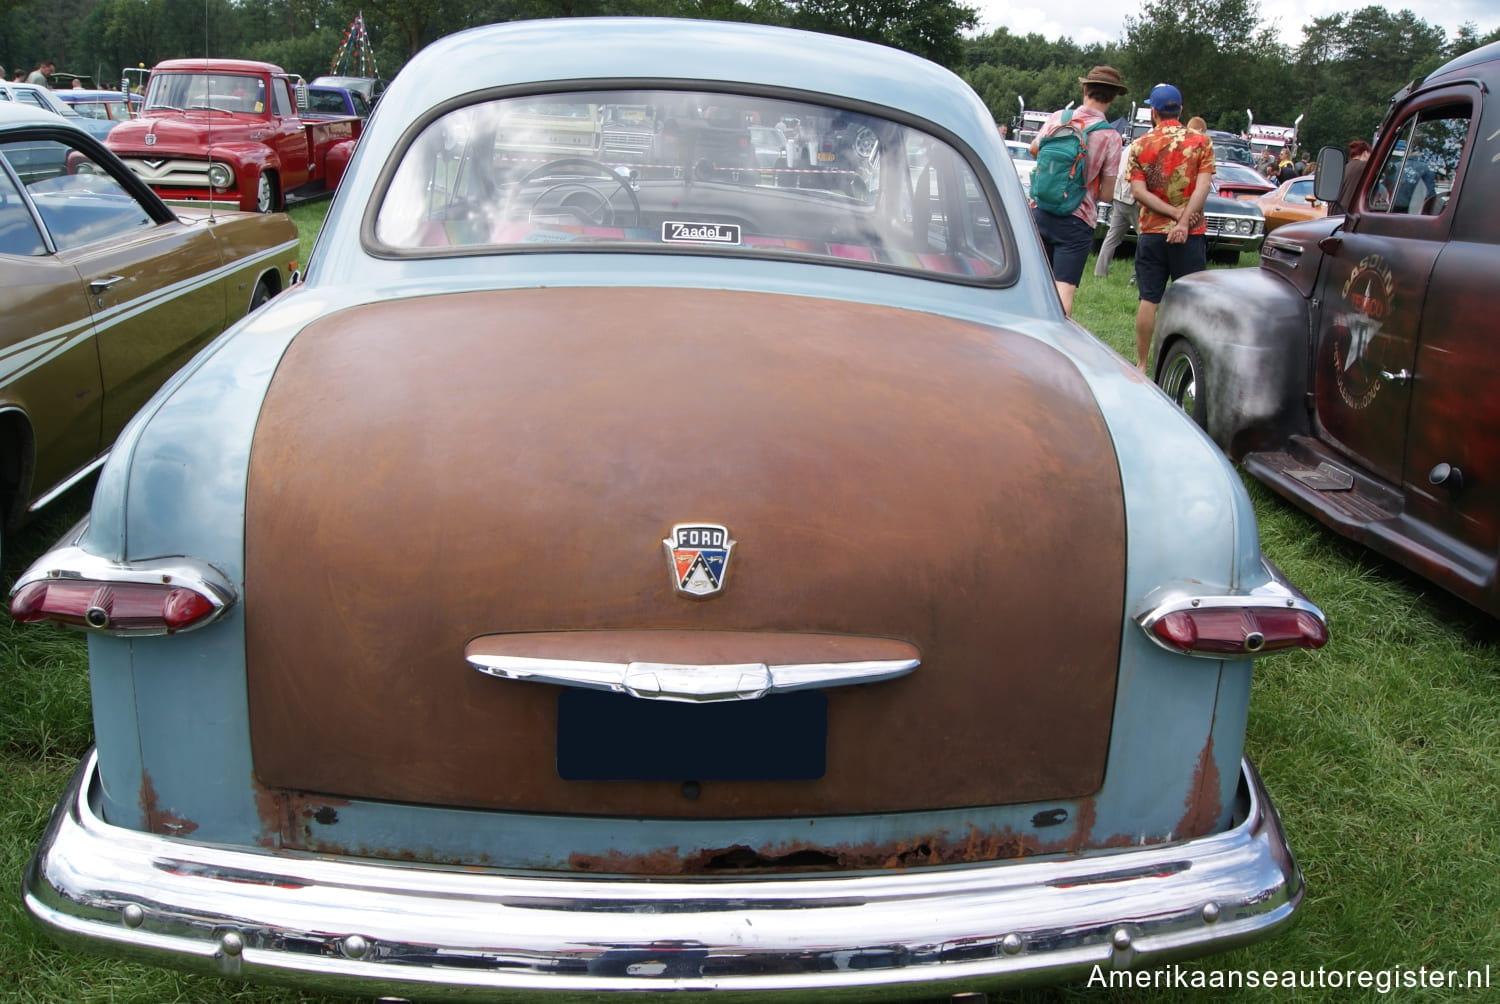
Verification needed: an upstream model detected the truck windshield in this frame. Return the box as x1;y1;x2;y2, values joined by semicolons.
374;87;1008;282
145;73;266;114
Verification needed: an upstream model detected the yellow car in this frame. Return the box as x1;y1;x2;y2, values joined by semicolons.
1255;174;1327;233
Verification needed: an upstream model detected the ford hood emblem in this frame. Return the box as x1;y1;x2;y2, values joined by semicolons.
664;523;734;597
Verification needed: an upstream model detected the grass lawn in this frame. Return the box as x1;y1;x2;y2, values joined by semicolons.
1;216;1496;1002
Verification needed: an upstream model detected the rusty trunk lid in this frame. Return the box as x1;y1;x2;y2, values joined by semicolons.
244;287;1125;817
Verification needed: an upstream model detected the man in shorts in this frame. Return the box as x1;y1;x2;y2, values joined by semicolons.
1128;82;1213;372
1028;65;1126;317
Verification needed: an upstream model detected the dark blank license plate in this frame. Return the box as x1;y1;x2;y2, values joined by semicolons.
557;690;827;782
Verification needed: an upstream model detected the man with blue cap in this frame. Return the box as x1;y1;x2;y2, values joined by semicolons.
1126;82;1214;371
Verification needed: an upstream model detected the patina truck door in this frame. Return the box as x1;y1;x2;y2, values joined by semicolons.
1395;91;1497;567
1310;92;1472;488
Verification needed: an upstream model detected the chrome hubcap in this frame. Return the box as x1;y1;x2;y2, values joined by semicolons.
1163;354;1198;414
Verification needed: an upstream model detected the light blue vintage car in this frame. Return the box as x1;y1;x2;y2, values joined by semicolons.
14;18;1328;1000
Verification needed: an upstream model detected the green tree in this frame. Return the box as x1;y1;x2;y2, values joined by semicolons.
962;28;1127;127
768;0;977;68
1288;7;1447;153
1122;0;1285;130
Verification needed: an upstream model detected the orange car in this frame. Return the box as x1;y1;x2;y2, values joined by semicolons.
1255;174;1327;232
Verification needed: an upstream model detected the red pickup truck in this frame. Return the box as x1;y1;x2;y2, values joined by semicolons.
107;58;359;212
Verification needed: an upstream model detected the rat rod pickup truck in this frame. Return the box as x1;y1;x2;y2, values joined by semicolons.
1149;40;1500;617
106;58;360;212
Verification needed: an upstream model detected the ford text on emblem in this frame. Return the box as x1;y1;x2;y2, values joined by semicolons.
664;523;735;597
144;133;156;146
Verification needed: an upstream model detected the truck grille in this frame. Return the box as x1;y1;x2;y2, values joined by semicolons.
121;158;212;188
602;129;653;159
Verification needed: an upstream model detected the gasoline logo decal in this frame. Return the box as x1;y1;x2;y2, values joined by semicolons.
664;523;735;597
1332;254;1395;409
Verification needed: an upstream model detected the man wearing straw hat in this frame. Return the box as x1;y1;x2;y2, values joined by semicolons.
1027;66;1127;317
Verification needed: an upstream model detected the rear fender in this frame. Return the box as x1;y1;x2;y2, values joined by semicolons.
323;138;355;191
1152;269;1313;459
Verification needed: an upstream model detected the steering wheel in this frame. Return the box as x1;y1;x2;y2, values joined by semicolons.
521;158;640;228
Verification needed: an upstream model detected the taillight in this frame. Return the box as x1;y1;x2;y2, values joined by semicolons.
8;527;236;636
1138;559;1329;659
11;579;219;634
1149;605;1328;655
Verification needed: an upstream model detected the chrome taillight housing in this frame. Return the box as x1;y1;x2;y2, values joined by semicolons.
1137;557;1328;658
8;521;235;636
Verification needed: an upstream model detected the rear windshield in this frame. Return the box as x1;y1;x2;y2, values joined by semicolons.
374;88;1007;281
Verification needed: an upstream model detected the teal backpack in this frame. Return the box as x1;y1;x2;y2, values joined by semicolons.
1031;110;1111;216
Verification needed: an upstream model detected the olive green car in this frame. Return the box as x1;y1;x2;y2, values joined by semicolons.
0;103;298;559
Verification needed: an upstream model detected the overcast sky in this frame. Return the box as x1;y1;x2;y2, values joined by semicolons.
969;0;1500;50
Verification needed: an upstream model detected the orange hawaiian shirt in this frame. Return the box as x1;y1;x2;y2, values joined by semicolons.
1127;121;1214;236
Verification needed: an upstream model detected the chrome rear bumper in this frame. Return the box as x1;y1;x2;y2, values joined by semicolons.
26;751;1301;1001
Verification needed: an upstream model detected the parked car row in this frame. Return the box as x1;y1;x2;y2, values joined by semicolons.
13;17;1328;1002
1094;189;1266;264
0;81;114;141
1087;160;1273;264
0;102;298;566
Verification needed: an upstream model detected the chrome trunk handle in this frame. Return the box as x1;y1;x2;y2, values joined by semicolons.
468;653;918;702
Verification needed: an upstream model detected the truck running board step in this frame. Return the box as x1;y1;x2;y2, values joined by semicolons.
1286;462;1354;491
1244;442;1401;526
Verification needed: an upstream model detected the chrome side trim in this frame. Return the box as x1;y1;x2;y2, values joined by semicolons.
29;453;109;512
9;520;238;636
1135;555;1328;659
468;653;918;702
26;752;1301;1001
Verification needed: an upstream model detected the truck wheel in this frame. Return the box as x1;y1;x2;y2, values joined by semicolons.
255;172;278;213
1158;340;1207;429
249;277;274;311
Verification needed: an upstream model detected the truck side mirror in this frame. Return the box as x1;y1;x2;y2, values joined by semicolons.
1313;146;1345;203
295;81;309;111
